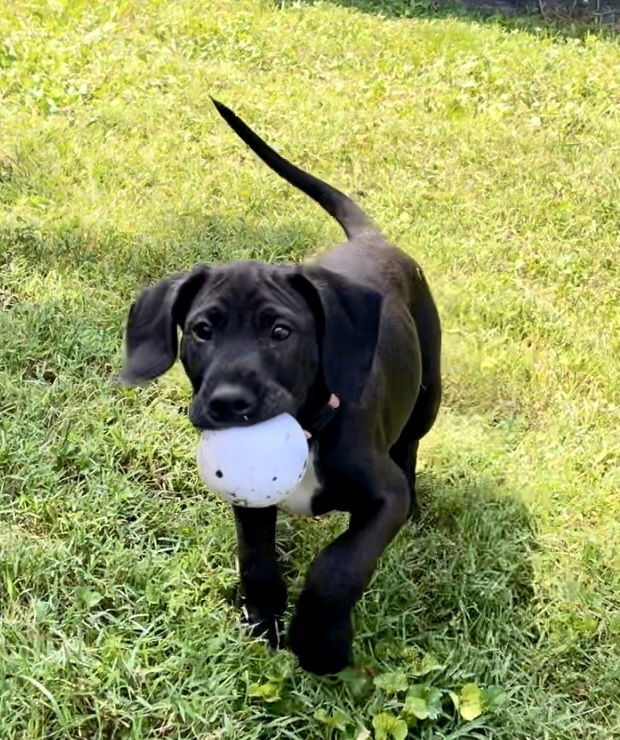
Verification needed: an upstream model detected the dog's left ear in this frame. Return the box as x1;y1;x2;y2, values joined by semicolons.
292;266;382;403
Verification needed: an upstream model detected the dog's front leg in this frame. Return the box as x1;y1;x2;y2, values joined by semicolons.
234;506;287;649
289;458;409;674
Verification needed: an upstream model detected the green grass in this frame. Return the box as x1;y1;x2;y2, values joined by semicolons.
1;0;620;737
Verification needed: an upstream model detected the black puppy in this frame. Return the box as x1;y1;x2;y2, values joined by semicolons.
121;100;441;675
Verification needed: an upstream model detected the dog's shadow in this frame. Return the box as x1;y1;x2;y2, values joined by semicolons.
275;467;536;656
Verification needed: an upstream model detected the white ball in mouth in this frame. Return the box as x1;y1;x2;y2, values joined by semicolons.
196;413;309;508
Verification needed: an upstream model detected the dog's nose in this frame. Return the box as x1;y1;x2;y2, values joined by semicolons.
207;384;258;424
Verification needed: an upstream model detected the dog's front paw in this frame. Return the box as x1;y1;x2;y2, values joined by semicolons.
242;604;285;650
288;603;352;675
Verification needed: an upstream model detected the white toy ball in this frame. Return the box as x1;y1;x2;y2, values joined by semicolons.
196;413;309;508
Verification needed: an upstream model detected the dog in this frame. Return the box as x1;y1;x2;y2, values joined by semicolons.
121;99;441;675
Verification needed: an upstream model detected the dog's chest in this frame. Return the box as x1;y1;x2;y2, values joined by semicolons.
277;447;322;516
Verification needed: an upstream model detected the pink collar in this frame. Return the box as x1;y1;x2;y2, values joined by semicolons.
304;394;340;439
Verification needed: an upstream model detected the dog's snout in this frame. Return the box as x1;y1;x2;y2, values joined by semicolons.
207;383;257;424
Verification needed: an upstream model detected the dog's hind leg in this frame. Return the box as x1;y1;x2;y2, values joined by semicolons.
389;437;419;518
390;380;441;518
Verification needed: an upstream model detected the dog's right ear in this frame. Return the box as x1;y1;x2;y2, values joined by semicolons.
120;267;209;386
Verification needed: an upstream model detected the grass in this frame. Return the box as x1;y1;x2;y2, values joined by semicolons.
1;0;620;736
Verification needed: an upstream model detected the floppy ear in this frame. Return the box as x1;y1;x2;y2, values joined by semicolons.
292;266;382;403
121;267;209;385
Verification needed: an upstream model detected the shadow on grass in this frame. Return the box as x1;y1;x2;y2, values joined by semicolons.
0;214;328;290
278;0;618;40
408;471;536;638
0;214;328;390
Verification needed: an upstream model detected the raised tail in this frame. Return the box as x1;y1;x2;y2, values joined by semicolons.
211;98;377;240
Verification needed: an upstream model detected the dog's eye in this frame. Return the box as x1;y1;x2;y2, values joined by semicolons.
192;322;213;341
272;324;292;341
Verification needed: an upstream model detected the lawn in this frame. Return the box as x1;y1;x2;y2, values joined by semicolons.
1;0;619;737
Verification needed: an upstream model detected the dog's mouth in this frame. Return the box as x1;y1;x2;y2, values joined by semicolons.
187;380;296;431
188;393;340;439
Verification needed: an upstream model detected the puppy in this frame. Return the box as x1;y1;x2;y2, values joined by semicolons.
121;99;441;675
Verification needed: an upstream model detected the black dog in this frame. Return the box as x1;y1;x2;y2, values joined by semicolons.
121;99;441;675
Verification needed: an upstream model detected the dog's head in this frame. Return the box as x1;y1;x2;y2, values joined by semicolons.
121;261;382;429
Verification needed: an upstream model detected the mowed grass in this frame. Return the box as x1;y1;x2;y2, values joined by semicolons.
1;0;620;737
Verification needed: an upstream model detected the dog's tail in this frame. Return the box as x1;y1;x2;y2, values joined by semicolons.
211;98;377;240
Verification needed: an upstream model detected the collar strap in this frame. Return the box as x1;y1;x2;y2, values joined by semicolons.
304;394;340;438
